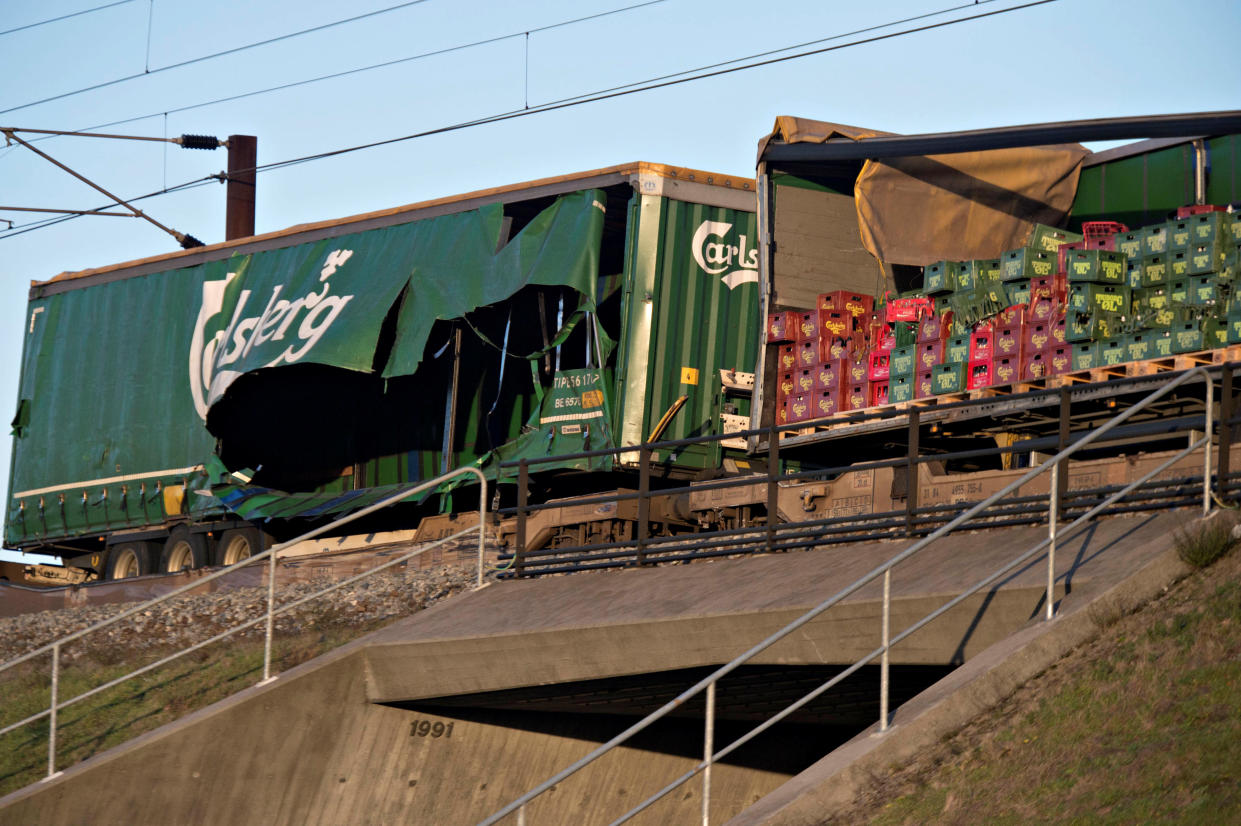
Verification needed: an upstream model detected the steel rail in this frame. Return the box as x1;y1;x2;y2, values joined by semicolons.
480;366;1213;824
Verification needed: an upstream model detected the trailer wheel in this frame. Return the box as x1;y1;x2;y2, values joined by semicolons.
106;542;154;580
160;527;207;573
216;528;262;567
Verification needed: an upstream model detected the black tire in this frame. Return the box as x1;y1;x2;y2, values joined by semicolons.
215;527;263;567
106;541;156;580
159;527;208;573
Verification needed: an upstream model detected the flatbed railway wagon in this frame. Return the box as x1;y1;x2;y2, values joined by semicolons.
4;163;761;579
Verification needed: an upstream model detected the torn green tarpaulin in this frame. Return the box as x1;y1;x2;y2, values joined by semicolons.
10;399;30;438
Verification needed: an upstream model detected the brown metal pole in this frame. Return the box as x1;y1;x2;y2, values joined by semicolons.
515;460;528;577
767;423;780;553
225;134;257;241
906;409;920;537
1220;363;1233;501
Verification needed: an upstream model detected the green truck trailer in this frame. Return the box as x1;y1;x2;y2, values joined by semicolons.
5;162;760;579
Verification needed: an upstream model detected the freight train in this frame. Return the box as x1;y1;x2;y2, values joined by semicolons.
6;113;1241;581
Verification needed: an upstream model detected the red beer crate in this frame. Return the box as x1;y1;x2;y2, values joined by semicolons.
818;290;874;321
1048;345;1071;376
777;344;798;371
915;369;935;400
844;355;869;385
917;339;944;370
1023;321;1053;353
868;350;891;381
814;359;844;390
844;382;869;411
814;386;841;418
785;393;813;424
767;311;799;343
1049;313;1068;347
775;403;789;426
1028;296;1057;324
819;310;850;338
916;312;943;342
869;380;890;407
797;340;817;368
995;304;1026;327
967;358;994;390
776;371;796;402
818;335;851;362
994;326;1023;359
794;368;816;395
970;326;994;361
796;311;820;341
1022;350;1050;381
994;354;1019;385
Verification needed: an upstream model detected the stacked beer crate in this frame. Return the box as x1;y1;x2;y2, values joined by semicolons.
766;208;1241;423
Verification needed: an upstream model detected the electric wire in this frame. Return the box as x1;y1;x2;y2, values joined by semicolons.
0;0;438;116
0;0;1057;242
10;0;668;143
0;0;137;38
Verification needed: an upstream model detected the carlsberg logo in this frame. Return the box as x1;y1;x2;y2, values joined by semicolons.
692;220;758;289
189;249;355;420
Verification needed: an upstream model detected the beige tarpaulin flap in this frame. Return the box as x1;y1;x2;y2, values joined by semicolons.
759;116;1090;266
855;145;1089;265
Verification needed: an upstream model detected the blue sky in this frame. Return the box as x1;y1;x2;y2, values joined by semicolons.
2;0;1238;562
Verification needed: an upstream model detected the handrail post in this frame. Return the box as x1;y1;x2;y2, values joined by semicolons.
1220;363;1233;503
1047;460;1058;621
767;424;780;553
263;531;277;682
516;460;529;577
905;410;920;537
702;680;715;826
1204;372;1214;517
477;478;488;588
636;445;651;565
47;642;59;779
879;568;890;731
1056;386;1070;519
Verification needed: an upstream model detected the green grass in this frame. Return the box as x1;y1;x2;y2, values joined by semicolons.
832;530;1241;825
0;620;384;798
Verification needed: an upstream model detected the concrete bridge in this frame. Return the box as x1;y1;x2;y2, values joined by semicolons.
0;509;1190;825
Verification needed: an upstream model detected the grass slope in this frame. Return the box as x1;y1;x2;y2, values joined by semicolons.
833;526;1241;825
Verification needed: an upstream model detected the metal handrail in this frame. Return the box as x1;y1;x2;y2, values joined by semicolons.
0;465;489;781
482;366;1216;824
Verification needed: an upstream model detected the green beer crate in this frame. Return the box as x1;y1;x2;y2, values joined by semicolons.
974;258;1002;285
1029;224;1082;252
1067;311;1122;342
1168;249;1191;279
1167;279;1190;306
1007;280;1031;306
1189;274;1220;305
1114;230;1143;259
1171;320;1204;354
923;261;958;296
1134;286;1169;313
1069;282;1130;315
944;335;970;364
1071;341;1097;371
1190;212;1233;247
1203;316;1228;349
1141;254;1167;287
1231;214;1241;244
1142;224;1169;255
1189;243;1228;275
1150;331;1174;357
1125;258;1143;289
932;361;966;394
1166;219;1192;251
890;344;916;377
1001;247;1055;281
1227;307;1241;344
1124;332;1155;363
1098;338;1127;365
1136;306;1178;332
890;373;914;403
1064;249;1126;284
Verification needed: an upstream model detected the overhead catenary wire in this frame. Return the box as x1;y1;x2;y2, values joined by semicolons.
0;0;138;38
0;0;438;116
0;0;1056;242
